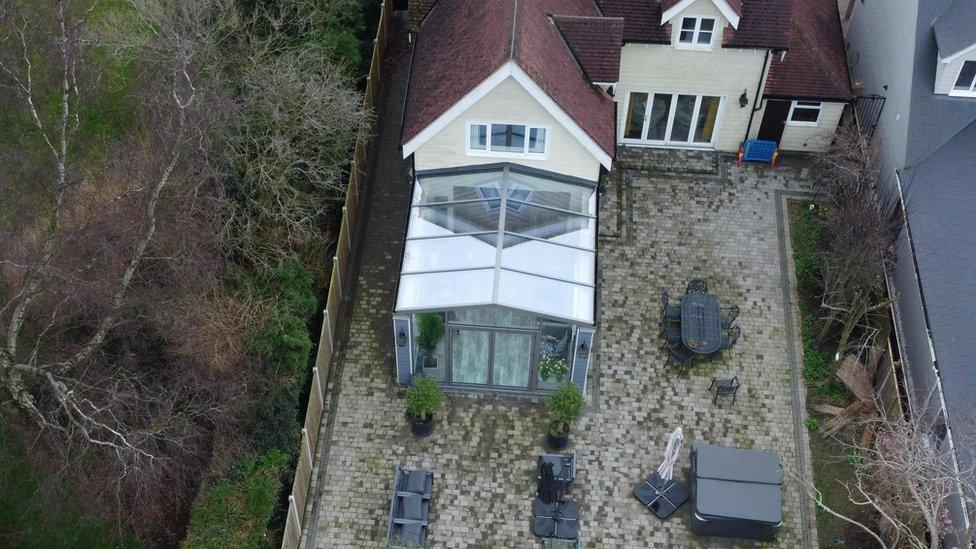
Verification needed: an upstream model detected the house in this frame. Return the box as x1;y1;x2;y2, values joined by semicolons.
393;0;851;395
843;0;976;543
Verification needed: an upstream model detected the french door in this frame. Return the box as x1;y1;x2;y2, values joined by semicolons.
448;327;536;390
623;92;723;147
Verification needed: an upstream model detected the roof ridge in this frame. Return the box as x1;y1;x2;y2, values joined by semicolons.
509;0;520;59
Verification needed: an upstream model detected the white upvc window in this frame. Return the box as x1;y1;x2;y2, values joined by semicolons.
787;101;823;126
951;60;976;97
467;122;549;157
620;91;724;147
676;17;717;49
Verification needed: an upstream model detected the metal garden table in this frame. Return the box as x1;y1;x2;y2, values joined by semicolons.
680;292;723;355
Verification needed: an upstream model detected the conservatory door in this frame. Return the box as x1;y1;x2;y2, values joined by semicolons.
448;328;534;390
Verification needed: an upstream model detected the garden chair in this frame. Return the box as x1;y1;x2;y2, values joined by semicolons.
686;278;708;294
710;376;741;405
709;326;741;359
659;316;682;348
721;305;739;330
666;343;696;372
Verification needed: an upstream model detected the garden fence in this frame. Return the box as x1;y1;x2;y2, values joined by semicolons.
281;2;393;548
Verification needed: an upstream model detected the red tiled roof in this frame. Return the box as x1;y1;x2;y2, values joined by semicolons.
765;0;852;100
598;0;790;49
553;15;625;83
403;0;616;158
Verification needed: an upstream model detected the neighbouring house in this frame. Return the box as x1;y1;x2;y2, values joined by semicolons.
393;0;851;395
843;0;976;543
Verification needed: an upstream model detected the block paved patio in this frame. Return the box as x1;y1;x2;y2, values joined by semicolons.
302;34;819;549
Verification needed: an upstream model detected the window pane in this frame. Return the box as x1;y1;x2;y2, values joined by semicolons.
408;201;500;237
492;332;533;388
679;30;694;43
402;236;496;273
697;30;712;44
648;94;673;141
449;307;539;328
791;105;821;123
681;18;697;30
624;92;648;139
416;171;503;204
451;329;490;384
693;96;721;143
396;269;495;310
469;124;487;150
955;61;976;90
497;270;594;324
501;239;595;284
507;171;596;215
699;18;715;31
491;123;525;152
528;127;547;153
670;95;697;142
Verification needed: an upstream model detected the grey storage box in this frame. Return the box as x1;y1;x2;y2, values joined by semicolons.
690;444;783;541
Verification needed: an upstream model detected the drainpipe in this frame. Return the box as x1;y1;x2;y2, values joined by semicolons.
743;48;772;143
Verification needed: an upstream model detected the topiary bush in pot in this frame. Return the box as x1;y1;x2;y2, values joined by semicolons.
544;382;585;449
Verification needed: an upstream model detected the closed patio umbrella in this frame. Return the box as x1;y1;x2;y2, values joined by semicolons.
657;427;683;482
538;460;559;504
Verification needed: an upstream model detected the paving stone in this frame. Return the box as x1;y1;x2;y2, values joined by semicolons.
303;33;818;549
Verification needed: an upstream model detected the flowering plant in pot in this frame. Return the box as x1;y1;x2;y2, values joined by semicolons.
538;355;569;382
544;382;584;450
405;376;444;438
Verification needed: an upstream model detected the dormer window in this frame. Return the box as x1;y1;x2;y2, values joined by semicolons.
951;61;976;97
677;17;716;48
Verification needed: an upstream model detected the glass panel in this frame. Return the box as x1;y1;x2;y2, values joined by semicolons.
699;19;715;31
624;93;648;139
491;123;526;152
681;18;697;30
500;203;595;248
415;171;503;204
507;171;596;215
497;270;595;324
697;30;712;44
670;95;696;143
790;104;821;122
648;94;673;141
402;236;496;273
528;128;547;153
396;269;494;310
451;329;490;384
413;313;446;381
469;124;487;150
408;201;500;238
679;30;694;43
449;307;539;328
492;332;533;388
501;239;595;284
693;96;721;143
538;321;574;391
955;61;976;90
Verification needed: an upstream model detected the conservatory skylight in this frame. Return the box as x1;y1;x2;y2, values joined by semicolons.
395;164;597;325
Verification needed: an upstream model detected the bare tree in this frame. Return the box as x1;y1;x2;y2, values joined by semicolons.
796;391;976;549
0;0;214;464
814;127;903;356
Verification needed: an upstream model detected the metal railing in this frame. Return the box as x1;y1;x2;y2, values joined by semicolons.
280;2;394;547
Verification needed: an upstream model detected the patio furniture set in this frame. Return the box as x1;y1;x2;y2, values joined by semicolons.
660;279;742;405
532;453;580;548
386;466;434;548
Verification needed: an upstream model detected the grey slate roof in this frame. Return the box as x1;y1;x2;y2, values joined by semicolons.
898;121;976;463
932;0;976;58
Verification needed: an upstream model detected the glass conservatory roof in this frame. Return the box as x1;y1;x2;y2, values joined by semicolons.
395;164;597;325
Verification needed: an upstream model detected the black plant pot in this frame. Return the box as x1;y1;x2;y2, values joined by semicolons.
408;412;435;438
423;355;438;369
547;422;570;450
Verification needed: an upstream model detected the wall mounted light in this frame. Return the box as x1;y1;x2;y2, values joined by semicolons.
739;89;749;108
397;330;407;347
578;341;589;360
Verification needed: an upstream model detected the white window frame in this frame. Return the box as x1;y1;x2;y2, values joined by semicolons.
949;60;976;97
786;101;823;126
466;121;550;159
675;16;718;50
618;90;725;149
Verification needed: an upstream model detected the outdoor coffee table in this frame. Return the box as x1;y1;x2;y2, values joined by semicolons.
681;292;723;355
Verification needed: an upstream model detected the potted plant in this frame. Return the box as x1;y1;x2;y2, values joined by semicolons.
405;376;444;438
416;313;445;369
544;382;585;450
538;355;570;383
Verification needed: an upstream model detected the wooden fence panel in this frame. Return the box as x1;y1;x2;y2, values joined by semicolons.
285;3;391;547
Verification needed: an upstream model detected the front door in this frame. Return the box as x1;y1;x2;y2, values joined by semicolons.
757;100;790;143
448;328;535;390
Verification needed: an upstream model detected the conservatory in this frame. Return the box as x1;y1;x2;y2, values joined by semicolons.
392;163;597;394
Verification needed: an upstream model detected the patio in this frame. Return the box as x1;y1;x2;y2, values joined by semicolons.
301;42;818;548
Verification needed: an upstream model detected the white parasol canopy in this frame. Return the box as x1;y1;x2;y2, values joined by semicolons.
657;427;683;481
